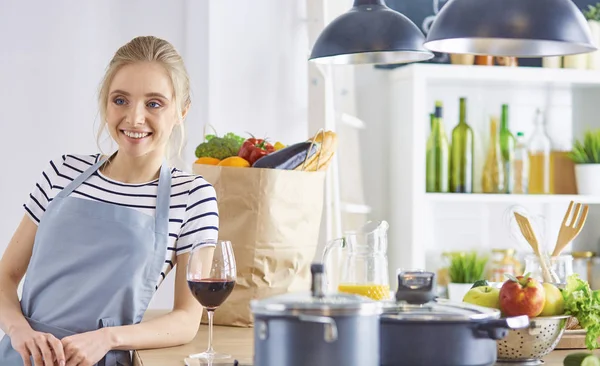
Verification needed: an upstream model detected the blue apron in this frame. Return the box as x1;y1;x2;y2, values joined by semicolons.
0;156;170;366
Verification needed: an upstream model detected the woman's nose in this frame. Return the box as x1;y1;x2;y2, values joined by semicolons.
127;103;146;125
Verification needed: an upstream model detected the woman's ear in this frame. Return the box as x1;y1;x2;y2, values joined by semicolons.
178;103;191;125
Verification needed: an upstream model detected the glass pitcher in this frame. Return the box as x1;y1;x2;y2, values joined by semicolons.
322;220;390;301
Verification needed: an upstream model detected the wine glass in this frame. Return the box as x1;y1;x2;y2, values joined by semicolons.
186;240;237;360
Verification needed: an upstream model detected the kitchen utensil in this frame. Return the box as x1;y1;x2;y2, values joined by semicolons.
513;212;555;283
379;271;529;366
250;263;383;366
504;205;550;255
496;314;571;365
551;201;589;257
322;220;390;300
504;205;550;253
187;240;237;360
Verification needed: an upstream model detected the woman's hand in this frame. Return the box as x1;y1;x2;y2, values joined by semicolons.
61;328;112;366
9;325;65;366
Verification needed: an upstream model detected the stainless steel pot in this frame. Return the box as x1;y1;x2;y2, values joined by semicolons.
250;264;383;366
380;271;530;366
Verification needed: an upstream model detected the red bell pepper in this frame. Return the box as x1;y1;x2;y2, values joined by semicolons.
238;138;275;165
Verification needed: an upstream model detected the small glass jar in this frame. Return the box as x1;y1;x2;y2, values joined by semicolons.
523;253;573;283
572;251;595;283
488;248;519;282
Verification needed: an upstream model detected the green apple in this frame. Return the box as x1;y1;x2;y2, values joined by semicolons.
539;282;565;316
463;286;501;309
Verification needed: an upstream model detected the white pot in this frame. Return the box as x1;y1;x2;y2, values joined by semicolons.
575;164;600;195
447;282;473;302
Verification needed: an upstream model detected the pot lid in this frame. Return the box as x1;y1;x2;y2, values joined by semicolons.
381;298;501;321
250;263;383;316
384;270;500;321
251;291;384;316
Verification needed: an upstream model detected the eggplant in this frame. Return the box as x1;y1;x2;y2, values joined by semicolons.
252;141;319;170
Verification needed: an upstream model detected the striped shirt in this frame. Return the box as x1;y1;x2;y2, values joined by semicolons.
23;153;219;290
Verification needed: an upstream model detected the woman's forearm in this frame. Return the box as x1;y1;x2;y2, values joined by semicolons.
106;308;202;351
0;274;30;337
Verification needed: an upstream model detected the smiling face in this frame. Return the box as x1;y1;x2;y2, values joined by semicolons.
105;61;179;159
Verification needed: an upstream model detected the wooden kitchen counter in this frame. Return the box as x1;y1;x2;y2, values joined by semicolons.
133;311;600;366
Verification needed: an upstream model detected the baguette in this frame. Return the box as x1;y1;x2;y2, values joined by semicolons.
296;130;338;171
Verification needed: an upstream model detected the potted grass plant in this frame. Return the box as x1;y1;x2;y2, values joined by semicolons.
568;129;600;195
447;251;489;302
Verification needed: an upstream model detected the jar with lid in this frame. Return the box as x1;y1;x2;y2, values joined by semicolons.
523;253;573;283
487;249;521;283
572;251;595;283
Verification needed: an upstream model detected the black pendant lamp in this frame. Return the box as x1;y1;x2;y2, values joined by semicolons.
309;0;434;65
424;0;597;57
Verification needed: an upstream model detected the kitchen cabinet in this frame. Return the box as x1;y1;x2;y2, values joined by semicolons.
355;64;600;287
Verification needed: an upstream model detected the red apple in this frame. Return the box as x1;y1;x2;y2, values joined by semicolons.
499;273;546;317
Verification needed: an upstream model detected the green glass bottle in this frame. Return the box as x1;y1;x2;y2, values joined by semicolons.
426;101;449;192
450;97;474;193
500;104;516;193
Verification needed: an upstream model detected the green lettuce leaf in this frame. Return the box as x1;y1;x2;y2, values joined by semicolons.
562;274;600;350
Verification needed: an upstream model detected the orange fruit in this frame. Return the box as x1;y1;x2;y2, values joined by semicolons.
195;157;221;165
217;156;250;167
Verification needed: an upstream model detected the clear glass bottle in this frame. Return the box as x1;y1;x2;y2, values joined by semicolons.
426;101;450;193
512;132;529;194
528;109;553;194
450;97;474;193
500;104;515;193
482;116;505;193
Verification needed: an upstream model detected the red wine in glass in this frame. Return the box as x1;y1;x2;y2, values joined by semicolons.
187;240;237;360
187;279;235;310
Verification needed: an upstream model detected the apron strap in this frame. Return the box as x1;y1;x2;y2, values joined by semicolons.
57;155;171;237
57;156;107;198
154;162;171;235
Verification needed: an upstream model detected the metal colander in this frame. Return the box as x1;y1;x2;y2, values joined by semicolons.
496;315;571;365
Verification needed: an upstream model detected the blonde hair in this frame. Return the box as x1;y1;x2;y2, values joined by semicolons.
97;36;190;159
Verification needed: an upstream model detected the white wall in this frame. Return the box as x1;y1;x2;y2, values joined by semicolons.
0;0;309;336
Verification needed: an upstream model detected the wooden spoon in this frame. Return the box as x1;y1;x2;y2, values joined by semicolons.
551;201;589;258
514;212;554;283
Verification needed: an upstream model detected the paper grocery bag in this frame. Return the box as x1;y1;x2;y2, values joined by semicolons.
192;164;325;327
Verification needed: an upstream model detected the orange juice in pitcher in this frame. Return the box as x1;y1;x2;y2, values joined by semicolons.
322;221;390;301
337;283;391;301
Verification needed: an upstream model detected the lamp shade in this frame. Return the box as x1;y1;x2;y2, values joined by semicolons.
424;0;597;57
309;0;434;65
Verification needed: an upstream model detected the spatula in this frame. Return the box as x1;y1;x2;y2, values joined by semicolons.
513;212;554;283
551;201;589;258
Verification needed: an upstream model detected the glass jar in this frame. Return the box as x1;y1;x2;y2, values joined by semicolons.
487;248;520;282
523;253;573;283
572;251;595;283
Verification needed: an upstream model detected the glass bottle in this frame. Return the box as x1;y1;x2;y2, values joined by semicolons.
500;104;515;193
512;132;529;194
426;101;450;193
450;97;474;193
482;116;505;193
528;109;552;194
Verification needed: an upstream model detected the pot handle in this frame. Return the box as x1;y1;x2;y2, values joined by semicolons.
298;314;338;343
475;315;530;340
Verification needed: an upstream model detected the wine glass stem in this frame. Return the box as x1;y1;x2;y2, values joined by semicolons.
206;309;215;354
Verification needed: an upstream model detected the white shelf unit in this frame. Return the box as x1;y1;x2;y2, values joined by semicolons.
377;63;600;287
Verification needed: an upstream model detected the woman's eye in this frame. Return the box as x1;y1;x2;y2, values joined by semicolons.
147;101;161;108
113;97;126;105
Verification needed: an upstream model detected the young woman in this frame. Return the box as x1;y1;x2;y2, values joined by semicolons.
0;36;219;366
